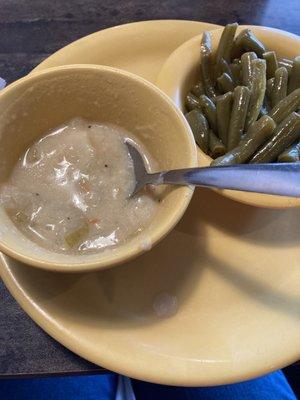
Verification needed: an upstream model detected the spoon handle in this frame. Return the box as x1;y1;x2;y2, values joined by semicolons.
151;163;300;197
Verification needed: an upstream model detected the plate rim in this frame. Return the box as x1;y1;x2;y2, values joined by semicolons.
2;250;299;386
32;19;221;75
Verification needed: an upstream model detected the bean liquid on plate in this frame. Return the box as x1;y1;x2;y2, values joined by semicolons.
0;118;158;253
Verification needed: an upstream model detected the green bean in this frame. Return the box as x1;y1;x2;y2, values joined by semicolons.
200;31;217;101
185;92;201;111
219;58;234;79
266;78;274;98
282;58;293;65
230;63;242;85
198;95;218;133
263;51;278;79
288;56;300;94
191;81;205;97
209;130;226;158
270;67;288;107
211;115;276;166
185;109;209;153
215;23;238;68
245;59;266;129
217;73;235;93
234;29;266;57
278;140;300;162
250;112;300;163
201;30;211;52
216;92;233;146
241;52;257;87
269;88;300;124
227;86;251;150
65;223;89;247
278;61;293;76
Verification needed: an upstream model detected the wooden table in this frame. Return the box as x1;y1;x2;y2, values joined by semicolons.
0;0;299;378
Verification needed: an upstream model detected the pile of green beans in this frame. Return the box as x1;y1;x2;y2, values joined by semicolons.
185;23;300;165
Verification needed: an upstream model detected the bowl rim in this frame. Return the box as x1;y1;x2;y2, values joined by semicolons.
156;25;300;209
0;64;198;272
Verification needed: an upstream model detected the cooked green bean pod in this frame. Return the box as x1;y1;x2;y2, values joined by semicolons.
278;140;300;162
211;115;276;166
185;109;209;153
219;58;234;79
230;63;242;84
266;78;274;98
191;81;205;97
198;95;218;133
186;92;201;111
245;59;266;129
215;23;238;68
241;52;257;87
269;88;300;124
200;31;217;101
282;58;293;65
217;73;235;93
278;61;293;76
270;67;288;107
227;86;251;150
288;56;300;94
201;30;211;52
250;112;300;163
184;22;300;165
216;92;233;145
234;29;266;57
263;51;278;79
209;130;226;158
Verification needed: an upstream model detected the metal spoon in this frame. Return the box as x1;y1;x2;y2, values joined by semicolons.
126;142;300;198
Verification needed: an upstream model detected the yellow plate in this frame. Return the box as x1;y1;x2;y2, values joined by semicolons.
1;20;300;387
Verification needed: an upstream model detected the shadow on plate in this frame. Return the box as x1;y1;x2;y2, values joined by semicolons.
193;187;300;247
3;185;300;329
4;193;207;328
208;253;300;320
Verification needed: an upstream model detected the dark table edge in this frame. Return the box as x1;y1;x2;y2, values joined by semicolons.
0;368;108;380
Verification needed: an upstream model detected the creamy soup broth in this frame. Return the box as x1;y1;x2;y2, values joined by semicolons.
0;118;158;253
